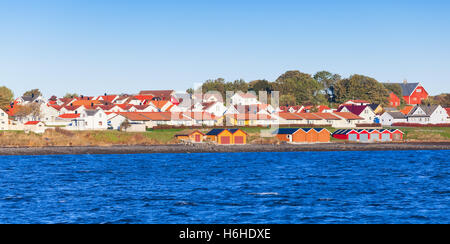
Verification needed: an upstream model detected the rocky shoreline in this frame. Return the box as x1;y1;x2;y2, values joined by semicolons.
0;142;449;155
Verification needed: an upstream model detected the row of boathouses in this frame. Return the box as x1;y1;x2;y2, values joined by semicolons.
175;128;405;144
332;129;404;142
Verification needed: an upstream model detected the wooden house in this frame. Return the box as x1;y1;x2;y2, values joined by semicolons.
274;128;330;143
175;130;205;143
206;129;248;145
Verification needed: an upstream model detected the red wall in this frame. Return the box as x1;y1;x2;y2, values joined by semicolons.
388;92;401;107
403;85;429;105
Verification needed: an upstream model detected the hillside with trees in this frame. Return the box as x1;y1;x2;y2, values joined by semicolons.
194;70;391;107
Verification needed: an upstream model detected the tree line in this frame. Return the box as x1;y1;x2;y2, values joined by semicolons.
193;70;405;107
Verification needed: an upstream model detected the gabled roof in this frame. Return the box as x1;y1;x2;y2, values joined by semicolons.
274;128;300;135
139;90;174;100
116;112;151;121
149;100;170;110
332;112;364;120
85;109;100;116
138;112;172;121
206;129;226;136
332;129;356;135
399;83;420;96
294;113;322;120
312;113;340;120
345;100;370;104
277;112;304;120
384;111;407;119
408;105;440;117
72;100;102;107
234;92;257;99
389;129;405;134
369;104;381;111
337;105;370;115
24;121;42;125
175;130;206;137
63;105;82;111
58;113;81;119
228;129;248;135
133;104;150;111
400;106;414;115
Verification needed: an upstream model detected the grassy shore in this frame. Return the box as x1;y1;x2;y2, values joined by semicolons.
0;126;449;148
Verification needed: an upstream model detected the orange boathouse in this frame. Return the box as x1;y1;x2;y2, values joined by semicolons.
175;130;205;143
274;128;331;143
206;129;248;145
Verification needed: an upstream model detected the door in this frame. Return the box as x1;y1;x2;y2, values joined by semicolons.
195;134;201;142
235;136;244;144
371;134;380;142
220;136;231;145
360;134;369;142
393;134;402;141
381;134;391;142
348;134;358;142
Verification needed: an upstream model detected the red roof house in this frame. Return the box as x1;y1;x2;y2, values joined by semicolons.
388;92;401;107
24;121;42;125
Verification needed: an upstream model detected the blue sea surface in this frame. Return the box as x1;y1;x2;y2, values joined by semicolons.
0;150;448;224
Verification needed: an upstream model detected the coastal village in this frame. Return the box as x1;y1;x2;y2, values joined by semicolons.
0;80;449;145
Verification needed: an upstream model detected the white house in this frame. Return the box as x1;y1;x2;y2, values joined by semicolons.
40;104;61;125
406;105;448;124
24;121;46;134
337;105;376;124
191;101;227;117
380;112;408;126
230;92;261;106
68;109;107;130
0;108;9;130
15;95;47;105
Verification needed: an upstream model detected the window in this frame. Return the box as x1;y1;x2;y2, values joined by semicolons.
416;89;422;93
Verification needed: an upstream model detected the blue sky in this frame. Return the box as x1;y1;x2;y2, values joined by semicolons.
0;0;449;97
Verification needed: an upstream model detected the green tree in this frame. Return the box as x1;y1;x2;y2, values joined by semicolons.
186;88;194;95
422;97;438;106
14;103;41;120
23;89;42;97
334;74;389;105
201;78;251;99
249;79;273;93
273;70;325;105
279;94;297;106
64;93;79;98
120;119;131;131
431;93;450;107
314;71;341;102
232;79;249;93
0;86;14;110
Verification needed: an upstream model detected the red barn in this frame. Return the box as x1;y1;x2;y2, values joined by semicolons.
399;82;428;105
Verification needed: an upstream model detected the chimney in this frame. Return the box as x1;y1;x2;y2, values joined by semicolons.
403;79;408;84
